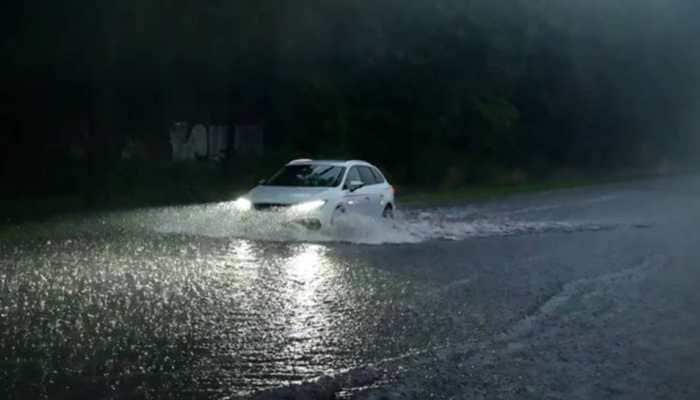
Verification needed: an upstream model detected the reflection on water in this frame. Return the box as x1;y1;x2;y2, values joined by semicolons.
186;240;383;396
0;190;636;398
281;245;333;374
231;239;255;262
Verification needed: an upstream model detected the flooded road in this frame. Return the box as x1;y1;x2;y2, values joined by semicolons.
2;175;700;399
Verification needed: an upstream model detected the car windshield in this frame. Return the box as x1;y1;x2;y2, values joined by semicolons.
264;164;346;187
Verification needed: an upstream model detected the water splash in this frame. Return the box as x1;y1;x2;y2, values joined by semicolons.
134;200;616;245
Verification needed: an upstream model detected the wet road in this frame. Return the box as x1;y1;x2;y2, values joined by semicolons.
1;175;700;399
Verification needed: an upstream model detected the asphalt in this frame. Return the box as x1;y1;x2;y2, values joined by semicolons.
1;175;699;399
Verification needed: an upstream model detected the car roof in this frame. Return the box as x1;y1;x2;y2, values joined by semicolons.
286;159;375;168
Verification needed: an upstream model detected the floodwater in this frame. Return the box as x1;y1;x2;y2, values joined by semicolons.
1;176;700;399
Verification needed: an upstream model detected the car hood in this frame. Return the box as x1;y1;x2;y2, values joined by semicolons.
246;186;335;205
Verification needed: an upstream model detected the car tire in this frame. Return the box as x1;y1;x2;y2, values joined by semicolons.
382;204;394;219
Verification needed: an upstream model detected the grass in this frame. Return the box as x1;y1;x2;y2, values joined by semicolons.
395;164;693;206
398;162;700;206
0;163;251;226
398;177;602;206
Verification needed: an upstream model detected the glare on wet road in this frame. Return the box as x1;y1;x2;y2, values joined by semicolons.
0;226;423;397
2;177;699;399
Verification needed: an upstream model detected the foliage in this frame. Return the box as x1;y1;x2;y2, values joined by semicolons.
1;0;699;200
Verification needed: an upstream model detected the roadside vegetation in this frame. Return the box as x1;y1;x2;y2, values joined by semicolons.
1;158;691;228
2;1;699;222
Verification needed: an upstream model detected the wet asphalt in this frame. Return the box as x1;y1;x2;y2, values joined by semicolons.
1;175;699;399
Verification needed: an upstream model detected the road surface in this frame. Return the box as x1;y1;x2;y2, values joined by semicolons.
1;175;699;399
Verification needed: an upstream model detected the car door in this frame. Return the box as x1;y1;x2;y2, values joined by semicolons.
357;166;384;216
369;166;392;210
342;166;371;215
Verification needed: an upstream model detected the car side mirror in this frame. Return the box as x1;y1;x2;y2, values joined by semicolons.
346;180;365;192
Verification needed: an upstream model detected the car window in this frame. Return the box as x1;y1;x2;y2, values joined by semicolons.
345;167;361;184
265;165;346;187
370;167;386;183
358;166;377;185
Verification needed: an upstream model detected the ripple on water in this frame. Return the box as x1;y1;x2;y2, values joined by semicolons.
0;237;423;397
0;199;632;397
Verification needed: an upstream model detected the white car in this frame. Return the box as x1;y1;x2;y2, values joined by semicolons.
233;159;395;230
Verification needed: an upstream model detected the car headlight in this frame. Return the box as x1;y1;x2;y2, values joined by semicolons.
289;200;326;213
233;197;252;211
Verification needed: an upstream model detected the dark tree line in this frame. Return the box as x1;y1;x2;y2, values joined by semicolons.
2;0;699;198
